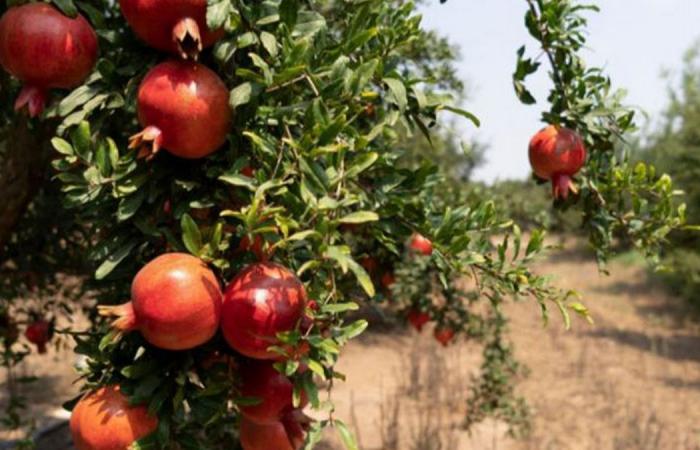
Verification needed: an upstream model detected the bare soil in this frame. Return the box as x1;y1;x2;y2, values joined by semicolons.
2;237;700;449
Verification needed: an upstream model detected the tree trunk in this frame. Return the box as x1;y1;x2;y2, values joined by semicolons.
0;118;52;253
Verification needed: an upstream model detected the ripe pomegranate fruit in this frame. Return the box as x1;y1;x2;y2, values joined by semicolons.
409;233;433;256
407;310;430;332
70;385;158;450
239;360;306;424
99;253;223;350
0;3;98;117
359;256;378;275
434;327;455;347
130;60;231;160
25;319;53;354
119;0;223;59
239;234;268;261
529;125;587;200
222;263;307;360
240;411;307;450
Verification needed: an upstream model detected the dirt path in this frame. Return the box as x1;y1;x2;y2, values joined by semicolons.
2;238;700;449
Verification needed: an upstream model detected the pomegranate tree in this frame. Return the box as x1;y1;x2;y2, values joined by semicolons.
0;0;687;447
0;3;98;117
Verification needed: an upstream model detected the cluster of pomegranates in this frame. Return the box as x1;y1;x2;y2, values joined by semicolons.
529;125;587;200
72;252;310;450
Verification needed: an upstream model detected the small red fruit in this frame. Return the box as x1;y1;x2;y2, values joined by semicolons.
434;327;455;347
409;233;433;256
130;60;232;160
25;320;52;354
239;234;267;261
222;263;307;360
119;0;223;59
241;166;256;177
381;272;396;290
99;253;223;350
529;125;587;200
407;310;430;333
239;360;305;424
359;256;378;275
70;385;158;450
0;3;98;117
240;413;306;450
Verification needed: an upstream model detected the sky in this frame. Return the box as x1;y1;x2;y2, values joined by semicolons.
418;1;700;183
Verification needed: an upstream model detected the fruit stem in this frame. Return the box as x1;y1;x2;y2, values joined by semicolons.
552;174;577;200
172;18;202;60
14;85;48;118
98;302;138;332
129;126;163;160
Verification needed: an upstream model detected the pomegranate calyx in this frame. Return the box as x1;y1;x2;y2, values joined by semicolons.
172;18;203;60
551;173;578;200
98;302;138;333
129;126;163;160
14;85;48;118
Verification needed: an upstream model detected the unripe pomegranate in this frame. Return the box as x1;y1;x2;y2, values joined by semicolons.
222;263;307;360
434;327;455;347
407;310;430;332
529;125;587;200
409;233;433;256
70;385;158;450
99;253;223;350
0;3;98;117
240;411;307;450
239;360;305;424
25;319;53;354
119;0;223;59
130;60;232;160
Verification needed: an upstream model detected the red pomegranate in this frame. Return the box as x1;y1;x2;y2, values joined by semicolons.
0;3;98;117
240;411;307;450
381;272;396;290
99;253;223;350
359;256;378;275
409;233;433;256
239;360;305;424
239;234;268;261
434;327;455;347
221;263;307;360
25;319;52;354
241;166;256;177
529;125;587;200
70;385;158;450
119;0;223;59
407;310;430;332
130;60;232;160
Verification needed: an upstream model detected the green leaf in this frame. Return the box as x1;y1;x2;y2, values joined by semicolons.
52;0;78;17
95;242;136;280
181;214;203;255
71;121;92;162
279;0;299;27
219;173;257;191
384;78;407;111
335;419;359;450
338;211;379;224
230;82;256;108
51;138;74;156
439;105;481;127
260;31;278;58
207;0;233;30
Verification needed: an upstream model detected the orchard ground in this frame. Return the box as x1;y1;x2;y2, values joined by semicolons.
2;236;699;450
